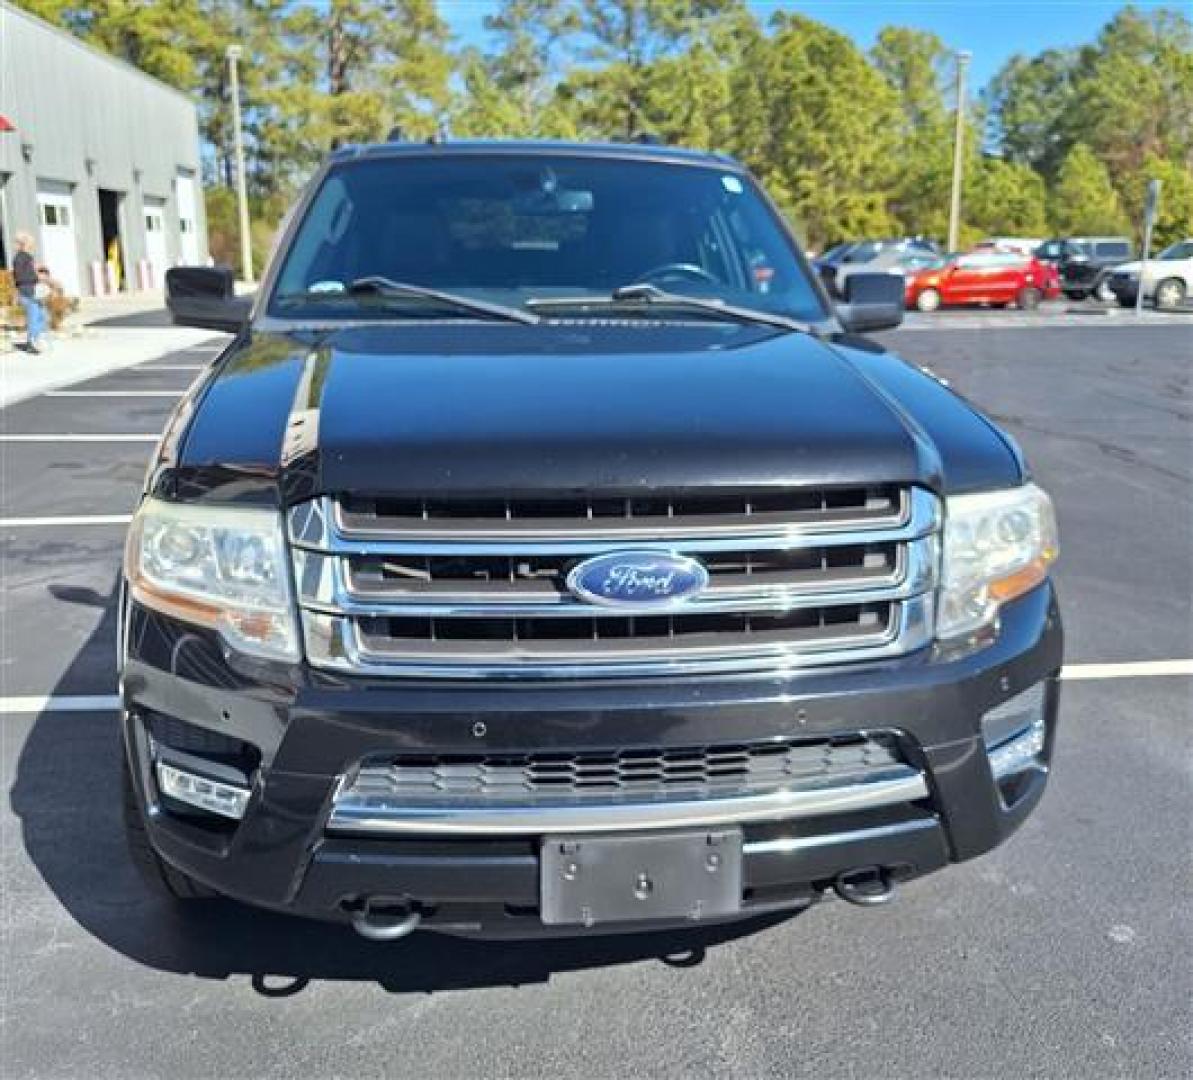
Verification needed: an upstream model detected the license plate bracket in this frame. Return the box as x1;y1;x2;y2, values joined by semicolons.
540;828;743;927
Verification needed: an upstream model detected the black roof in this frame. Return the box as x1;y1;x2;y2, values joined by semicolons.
329;139;742;170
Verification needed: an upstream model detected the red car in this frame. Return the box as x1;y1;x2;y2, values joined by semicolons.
905;252;1061;312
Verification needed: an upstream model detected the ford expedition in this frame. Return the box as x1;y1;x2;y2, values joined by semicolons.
128;141;1062;940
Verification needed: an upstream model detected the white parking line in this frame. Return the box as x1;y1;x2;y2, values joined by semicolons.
0;662;1190;715
0;434;158;443
0;695;122;715
128;364;204;371
44;390;181;398
1060;660;1193;680
0;513;132;527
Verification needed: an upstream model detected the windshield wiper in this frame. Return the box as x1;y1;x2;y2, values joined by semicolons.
526;283;817;335
278;276;539;325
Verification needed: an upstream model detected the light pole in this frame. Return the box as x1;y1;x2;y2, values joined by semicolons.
226;44;253;285
946;50;972;254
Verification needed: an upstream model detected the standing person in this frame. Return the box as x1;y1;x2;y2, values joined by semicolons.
11;231;47;354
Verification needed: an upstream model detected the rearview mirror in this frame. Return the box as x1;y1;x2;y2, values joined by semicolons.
836;272;904;333
165;266;251;333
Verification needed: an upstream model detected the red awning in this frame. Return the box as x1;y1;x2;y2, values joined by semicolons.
0;115;16;133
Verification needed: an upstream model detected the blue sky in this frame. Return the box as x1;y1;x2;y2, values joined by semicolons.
438;1;1160;90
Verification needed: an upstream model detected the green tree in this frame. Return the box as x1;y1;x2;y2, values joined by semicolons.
484;0;580;117
745;14;900;246
964;156;1048;241
1067;7;1193;178
871;27;955;239
15;0;217;89
985;49;1077;177
570;0;742;138
1122;157;1193;250
452;0;582;138
1050;142;1128;235
284;0;453;148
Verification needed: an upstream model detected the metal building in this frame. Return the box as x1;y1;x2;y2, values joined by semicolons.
0;0;208;296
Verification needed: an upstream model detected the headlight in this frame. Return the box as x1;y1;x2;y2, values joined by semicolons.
938;483;1058;640
125;498;299;661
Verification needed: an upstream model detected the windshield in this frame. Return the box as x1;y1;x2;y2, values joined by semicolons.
1158;240;1193;261
268;153;827;322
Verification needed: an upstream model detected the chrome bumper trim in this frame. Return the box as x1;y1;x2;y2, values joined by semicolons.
744;815;939;854
326;767;929;836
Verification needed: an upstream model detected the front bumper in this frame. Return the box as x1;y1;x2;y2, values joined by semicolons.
121;584;1062;937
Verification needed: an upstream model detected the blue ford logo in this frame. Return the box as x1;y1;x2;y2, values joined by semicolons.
566;551;709;608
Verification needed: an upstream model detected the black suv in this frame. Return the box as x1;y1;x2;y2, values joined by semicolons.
1035;236;1133;301
136;141;1062;941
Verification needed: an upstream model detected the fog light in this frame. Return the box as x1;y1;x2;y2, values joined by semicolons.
981;682;1048;780
156;761;250;820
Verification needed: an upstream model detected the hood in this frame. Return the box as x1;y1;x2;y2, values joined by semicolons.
174;322;943;505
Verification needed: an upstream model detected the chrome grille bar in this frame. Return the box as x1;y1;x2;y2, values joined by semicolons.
291;537;936;617
290;486;940;679
289;487;939;556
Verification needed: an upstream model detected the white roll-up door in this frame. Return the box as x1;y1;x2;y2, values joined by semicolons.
175;171;200;265
36;181;81;296
143;197;169;288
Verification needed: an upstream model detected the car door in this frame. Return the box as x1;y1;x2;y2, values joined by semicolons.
986;254;1028;303
941;255;992;304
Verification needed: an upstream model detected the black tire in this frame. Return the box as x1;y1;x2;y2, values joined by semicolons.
1016;286;1042;311
122;752;217;901
1063;289;1086;302
1117;295;1136;308
1154;277;1186;311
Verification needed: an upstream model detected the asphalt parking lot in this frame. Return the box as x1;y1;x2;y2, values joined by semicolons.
2;317;1191;1078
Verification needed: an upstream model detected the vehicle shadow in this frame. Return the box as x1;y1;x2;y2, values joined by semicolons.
10;575;803;995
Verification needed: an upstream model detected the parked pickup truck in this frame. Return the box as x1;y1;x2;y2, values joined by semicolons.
134;140;1062;941
1034;236;1134;301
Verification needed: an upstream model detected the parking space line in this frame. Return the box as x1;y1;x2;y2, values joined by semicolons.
0;695;121;715
43;390;182;398
0;513;132;527
127;364;204;371
0;434;158;443
1060;660;1193;680
0;661;1190;715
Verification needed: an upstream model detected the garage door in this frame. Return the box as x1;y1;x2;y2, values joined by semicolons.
143;198;169;288
175;171;200;265
37;182;80;297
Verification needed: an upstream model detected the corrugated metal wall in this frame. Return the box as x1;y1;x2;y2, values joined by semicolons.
0;0;208;294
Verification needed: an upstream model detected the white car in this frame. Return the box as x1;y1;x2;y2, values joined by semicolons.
1106;239;1193;309
979;237;1045;257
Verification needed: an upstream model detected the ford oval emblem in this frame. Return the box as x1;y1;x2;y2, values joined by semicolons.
566;551;709;608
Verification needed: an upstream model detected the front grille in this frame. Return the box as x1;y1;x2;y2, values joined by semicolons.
346;734;905;802
289;485;938;678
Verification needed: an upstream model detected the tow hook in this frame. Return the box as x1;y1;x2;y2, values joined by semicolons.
833;866;896;907
351;899;422;941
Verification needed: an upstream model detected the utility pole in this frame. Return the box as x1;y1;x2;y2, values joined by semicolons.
1136;179;1160;316
947;50;972;254
226;45;253;285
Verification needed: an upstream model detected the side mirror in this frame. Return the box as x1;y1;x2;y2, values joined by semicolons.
836;272;904;333
165;266;251;333
816;263;842;299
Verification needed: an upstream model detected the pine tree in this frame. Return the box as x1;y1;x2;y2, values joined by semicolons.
1050;143;1128;235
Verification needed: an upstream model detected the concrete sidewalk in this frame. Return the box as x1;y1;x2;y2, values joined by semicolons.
0;326;220;408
